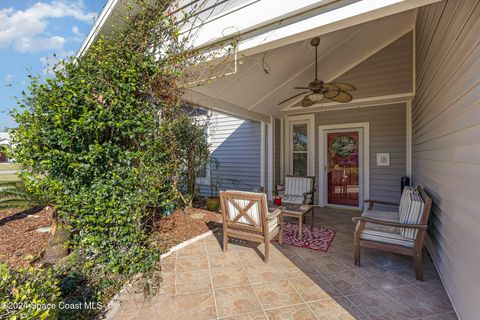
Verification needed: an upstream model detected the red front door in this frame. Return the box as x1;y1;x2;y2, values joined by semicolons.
326;131;360;207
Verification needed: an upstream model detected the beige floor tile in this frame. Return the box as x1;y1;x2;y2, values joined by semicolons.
160;254;176;273
175;270;212;294
151;290;216;320
253;280;303;309
270;260;305;279
211;265;250;289
208;251;243;269
206;241;225;255
265;304;317;320
160;273;176;296
345;290;418;320
289;276;332;302
243;261;285;284
308;298;365;320
356;265;410;290
220;311;267;320
176;242;206;257
175;255;209;273
323;269;377;296
214;285;263;318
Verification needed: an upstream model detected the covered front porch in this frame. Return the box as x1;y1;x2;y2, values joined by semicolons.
186;9;416;211
110;208;455;319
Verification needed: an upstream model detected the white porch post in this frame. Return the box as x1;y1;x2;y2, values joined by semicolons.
260;121;266;192
406;100;412;178
267;117;274;200
280;118;284;184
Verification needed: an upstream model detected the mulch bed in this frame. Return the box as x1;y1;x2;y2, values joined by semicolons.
0;204;222;269
152;207;222;251
0;207;53;269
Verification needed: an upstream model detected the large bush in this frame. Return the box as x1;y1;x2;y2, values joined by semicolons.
0;263;61;319
11;0;208;276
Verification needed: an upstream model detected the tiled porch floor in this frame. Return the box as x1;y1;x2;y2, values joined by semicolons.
111;208;457;320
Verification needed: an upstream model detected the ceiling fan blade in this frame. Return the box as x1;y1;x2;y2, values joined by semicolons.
302;94;315;107
278;91;310;105
326;90;353;103
325;82;356;91
294;86;310;90
324;85;340;98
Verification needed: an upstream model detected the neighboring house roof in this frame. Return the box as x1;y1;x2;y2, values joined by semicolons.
0;132;10;146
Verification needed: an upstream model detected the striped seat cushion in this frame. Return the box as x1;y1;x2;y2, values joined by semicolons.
358;209;414;248
283;176;314;204
399;191;425;239
285;176;313;196
398;186;415;222
282;195;304;204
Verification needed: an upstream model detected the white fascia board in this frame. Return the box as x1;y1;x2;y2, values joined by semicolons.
191;0;441;57
77;0;119;57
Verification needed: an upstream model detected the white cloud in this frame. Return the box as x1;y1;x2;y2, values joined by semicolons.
0;1;96;52
4;74;15;86
71;25;85;42
14;35;66;53
40;50;75;75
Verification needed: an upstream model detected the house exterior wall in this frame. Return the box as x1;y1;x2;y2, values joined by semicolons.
414;1;480;318
313;103;407;205
199;111;261;196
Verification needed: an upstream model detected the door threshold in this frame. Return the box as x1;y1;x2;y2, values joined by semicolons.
324;204;362;212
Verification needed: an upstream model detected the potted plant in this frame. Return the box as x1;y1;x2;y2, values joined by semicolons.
206;173;240;211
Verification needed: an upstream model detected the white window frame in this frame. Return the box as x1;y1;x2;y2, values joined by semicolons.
284;114;315;177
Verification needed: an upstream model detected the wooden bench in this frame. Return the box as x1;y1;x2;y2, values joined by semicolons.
352;186;433;280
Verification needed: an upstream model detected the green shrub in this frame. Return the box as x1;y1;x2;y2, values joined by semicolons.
0;263;60;320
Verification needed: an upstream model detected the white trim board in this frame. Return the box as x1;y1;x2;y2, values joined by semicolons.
318;122;370;209
282;92;415;113
260;121;266;190
267;117;274;200
284;114;316;177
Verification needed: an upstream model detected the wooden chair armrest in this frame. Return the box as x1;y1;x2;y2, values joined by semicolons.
364;199;399;210
273;185;285;196
267;208;282;220
303;189;316;196
352;217;427;230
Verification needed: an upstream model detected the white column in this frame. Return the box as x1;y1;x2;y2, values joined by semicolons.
260;121;266;192
406;100;412;178
267;117;274;200
280;118;284;184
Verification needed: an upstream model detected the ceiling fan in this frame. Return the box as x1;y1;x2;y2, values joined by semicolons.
278;37;356;107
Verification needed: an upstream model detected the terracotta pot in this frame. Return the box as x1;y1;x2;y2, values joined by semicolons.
206;197;220;212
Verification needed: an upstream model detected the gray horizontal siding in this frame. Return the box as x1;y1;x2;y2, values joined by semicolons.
335;32;413;99
413;1;480;319
199;112;261;196
314;104;407;205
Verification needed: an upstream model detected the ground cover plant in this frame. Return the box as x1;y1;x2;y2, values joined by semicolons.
2;0;215;318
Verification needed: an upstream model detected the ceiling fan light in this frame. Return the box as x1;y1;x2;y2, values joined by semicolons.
309;92;324;101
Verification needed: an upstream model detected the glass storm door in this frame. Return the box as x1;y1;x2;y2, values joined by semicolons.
326;131;360;207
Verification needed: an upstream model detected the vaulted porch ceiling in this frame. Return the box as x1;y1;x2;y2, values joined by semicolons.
183;10;416;122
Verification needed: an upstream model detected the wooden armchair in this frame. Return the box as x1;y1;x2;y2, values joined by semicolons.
352;186;432;280
219;190;283;262
274;175;316;205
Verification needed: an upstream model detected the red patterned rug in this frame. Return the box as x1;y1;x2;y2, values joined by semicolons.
274;222;336;252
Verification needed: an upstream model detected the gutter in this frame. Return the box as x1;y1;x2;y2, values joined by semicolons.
76;0;120;57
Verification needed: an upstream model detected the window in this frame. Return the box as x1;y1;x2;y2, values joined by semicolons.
292;124;308;176
195;113;211;185
285;114;314;177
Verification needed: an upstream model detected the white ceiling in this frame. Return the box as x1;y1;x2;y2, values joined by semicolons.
183;10;416;121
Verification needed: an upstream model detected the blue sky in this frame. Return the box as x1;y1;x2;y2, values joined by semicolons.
0;0;106;131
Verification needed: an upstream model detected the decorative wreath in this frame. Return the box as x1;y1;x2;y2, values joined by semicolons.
331;136;356;157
